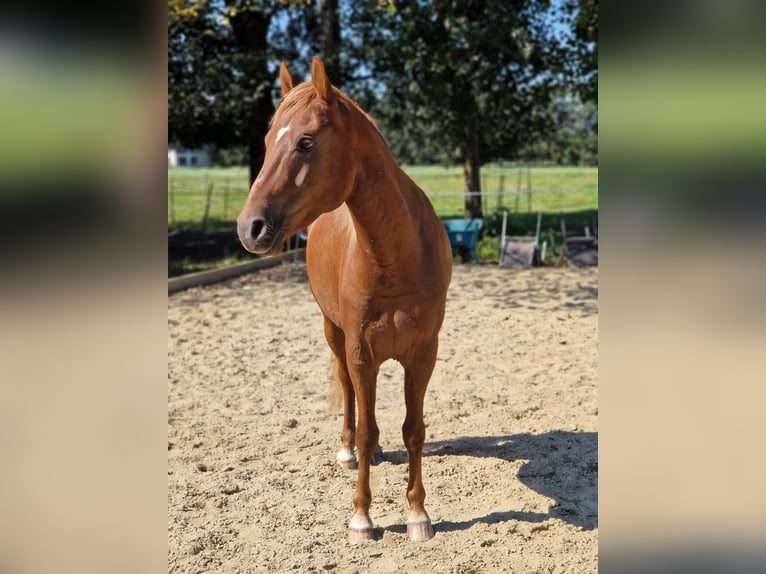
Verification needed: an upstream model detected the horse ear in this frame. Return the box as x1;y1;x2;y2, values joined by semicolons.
311;56;334;102
279;61;295;96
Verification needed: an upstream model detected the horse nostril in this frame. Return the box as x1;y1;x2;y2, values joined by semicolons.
250;218;265;241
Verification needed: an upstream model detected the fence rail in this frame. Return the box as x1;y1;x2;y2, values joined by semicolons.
168;166;597;229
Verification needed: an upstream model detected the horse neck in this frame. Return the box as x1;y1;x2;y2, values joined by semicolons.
344;137;424;272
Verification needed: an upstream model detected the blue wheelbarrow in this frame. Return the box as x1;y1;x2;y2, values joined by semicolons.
443;218;484;263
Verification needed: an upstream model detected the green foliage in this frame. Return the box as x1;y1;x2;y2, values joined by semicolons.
168;0;317;149
518;93;598;165
343;1;568;168
564;0;598;103
169;1;598;190
211;145;249;167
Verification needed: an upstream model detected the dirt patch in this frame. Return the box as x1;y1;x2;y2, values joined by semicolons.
168;262;598;573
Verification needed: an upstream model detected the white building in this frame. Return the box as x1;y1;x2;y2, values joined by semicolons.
168;146;210;168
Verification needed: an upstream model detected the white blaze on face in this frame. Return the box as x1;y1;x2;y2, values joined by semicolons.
276;124;290;143
294;163;310;187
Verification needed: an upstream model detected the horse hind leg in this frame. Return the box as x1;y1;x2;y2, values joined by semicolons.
323;317;357;469
402;341;438;542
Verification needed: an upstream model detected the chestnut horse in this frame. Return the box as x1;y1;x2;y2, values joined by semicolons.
237;57;452;543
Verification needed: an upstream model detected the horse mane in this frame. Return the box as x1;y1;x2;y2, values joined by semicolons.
270;82;382;136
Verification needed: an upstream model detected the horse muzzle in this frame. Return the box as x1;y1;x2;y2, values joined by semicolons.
237;214;284;255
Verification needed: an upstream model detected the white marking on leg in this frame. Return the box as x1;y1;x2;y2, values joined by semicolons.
276;125;290;143
294;163;310;187
407;511;431;525
337;447;356;463
348;514;373;530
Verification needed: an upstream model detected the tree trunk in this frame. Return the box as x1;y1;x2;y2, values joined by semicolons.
246;85;274;186
229;8;274;185
247;105;270;186
464;130;483;219
320;0;341;86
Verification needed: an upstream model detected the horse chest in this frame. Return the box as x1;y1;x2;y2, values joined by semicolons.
360;306;425;362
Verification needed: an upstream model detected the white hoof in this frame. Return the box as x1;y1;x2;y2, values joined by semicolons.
336;448;357;469
348;514;375;543
407;511;434;542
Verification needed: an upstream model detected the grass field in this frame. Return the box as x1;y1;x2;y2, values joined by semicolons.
167;164;597;273
168;165;597;230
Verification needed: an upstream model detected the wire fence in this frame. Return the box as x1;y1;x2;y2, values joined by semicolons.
168;166;598;230
168;176;248;229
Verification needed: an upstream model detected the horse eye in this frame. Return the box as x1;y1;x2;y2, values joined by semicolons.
296;136;314;152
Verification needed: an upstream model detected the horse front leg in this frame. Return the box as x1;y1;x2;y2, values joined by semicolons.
323;317;357;469
345;345;380;543
402;339;438;542
337;378;357;469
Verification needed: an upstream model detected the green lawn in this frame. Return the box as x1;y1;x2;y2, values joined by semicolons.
402;165;598;217
168;165;597;230
168;168;250;229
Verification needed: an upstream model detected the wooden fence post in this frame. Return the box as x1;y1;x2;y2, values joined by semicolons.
527;164;532;213
223;178;230;220
169;177;176;225
202;183;214;231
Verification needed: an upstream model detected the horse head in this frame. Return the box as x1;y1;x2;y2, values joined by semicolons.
237;57;356;255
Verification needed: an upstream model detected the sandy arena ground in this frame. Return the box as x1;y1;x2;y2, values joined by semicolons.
168;262;598;573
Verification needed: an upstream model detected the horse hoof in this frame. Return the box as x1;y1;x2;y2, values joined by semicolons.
407;519;434;542
348;527;376;544
336;448;357;469
337;458;358;470
348;515;375;543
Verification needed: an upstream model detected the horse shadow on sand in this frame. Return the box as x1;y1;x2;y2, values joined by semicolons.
379;431;597;534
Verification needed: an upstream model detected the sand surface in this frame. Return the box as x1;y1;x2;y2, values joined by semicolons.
168;262;598;573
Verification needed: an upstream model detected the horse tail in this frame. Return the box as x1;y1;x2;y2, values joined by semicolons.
327;353;343;413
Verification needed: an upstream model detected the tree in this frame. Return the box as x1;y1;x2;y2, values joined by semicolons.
345;1;565;219
547;94;597;165
564;0;597;104
168;0;317;184
319;0;341;85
